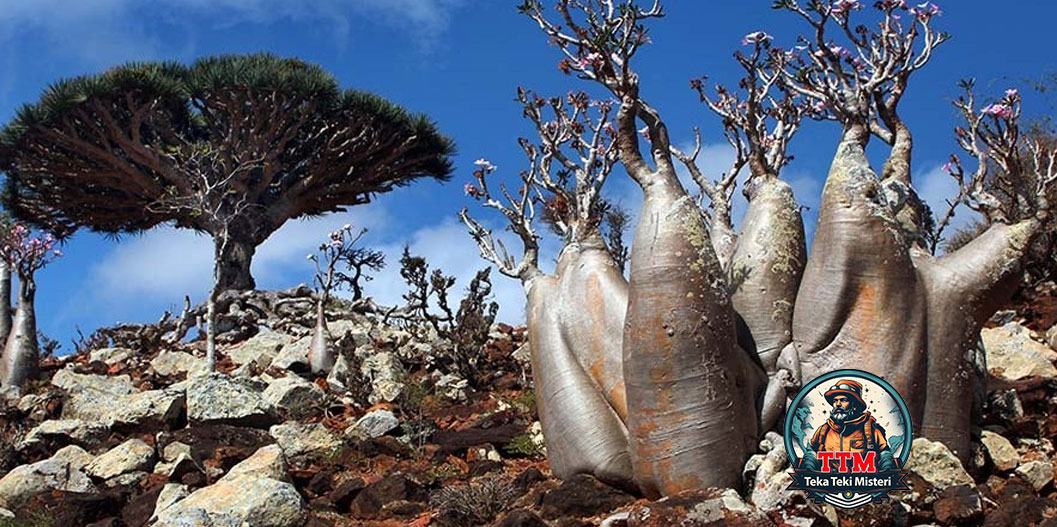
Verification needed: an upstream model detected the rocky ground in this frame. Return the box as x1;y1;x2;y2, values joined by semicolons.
1;283;1057;527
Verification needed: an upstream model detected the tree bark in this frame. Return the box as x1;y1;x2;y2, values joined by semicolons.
792;128;929;426
215;235;257;292
623;169;765;498
0;262;11;346
730;177;807;431
0;276;38;389
308;300;334;374
555;231;630;421
526;275;635;490
914;219;1039;460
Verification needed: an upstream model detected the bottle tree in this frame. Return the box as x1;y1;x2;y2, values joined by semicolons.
462;0;1056;497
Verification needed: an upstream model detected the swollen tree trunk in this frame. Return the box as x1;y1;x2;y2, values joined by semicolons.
791;128;929;426
622;169;765;497
914;219;1040;460
308;300;335;374
215;236;257;292
0;262;11;346
555;232;629;421
0;276;38;389
526;274;634;490
730;176;807;431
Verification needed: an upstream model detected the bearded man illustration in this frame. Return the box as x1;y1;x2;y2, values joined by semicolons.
801;379;899;472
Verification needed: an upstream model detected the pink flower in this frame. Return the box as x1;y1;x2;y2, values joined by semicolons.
831;0;862;16
942;161;953;173
1005;88;1019;99
639;126;651;141
982;104;1013;119
464;184;484;199
742;31;772;46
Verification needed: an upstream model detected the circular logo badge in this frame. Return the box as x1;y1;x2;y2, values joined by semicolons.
784;369;912;509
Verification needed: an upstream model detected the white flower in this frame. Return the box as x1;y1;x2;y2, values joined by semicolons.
474;158;497;172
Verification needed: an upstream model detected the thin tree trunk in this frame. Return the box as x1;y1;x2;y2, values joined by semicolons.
555;231;629;421
622;169;765;497
526;275;634;490
308;300;334;374
792;128;929;426
0;275;38;389
0;262;11;346
730;176;807;431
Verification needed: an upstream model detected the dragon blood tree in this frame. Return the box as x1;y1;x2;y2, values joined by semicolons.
0;53;454;293
464;0;1057;496
0;224;61;389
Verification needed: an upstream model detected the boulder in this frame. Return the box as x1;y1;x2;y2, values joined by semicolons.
261;375;324;420
52;445;95;470
1047;323;1057;351
980;430;1019;472
347;409;400;440
268;422;342;463
154;470;304;527
982;322;1057;389
904;438;975;492
220;445;288;483
933;485;984;524
360;352;406;404
625;489;774;527
350;473;427;519
19;419;109;452
151;483;191;523
65;387;186;430
88;347;133;366
0;458;97;508
85;438;156;481
1015;460;1054;491
51;368;136;395
151;351;208;377
270;337;312;372
226;331;293;369
186;373;276;428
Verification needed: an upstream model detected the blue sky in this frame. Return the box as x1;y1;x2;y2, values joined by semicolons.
0;0;1053;350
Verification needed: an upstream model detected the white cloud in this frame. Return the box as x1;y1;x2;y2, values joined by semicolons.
913;163;983;241
0;0;463;67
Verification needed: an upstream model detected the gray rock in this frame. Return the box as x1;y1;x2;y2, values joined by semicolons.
226;331;293;369
0;507;12;519
89;347;133;365
106;470;148;488
980;430;1019;472
186;373;276;427
156;457;304;527
151;483;191;523
988;389;1025;422
19;419;109;451
270;337;311;372
0;458;97;508
982;322;1057;389
153;508;244;527
1015;460;1054;491
905;438;974;496
361;352;406;404
325;353;354;391
163;442;193;463
151;351;208;377
269;422;342;462
686;489;769;525
1048;323;1057;351
51;367;136;395
64;387;185;429
436;373;469;402
347;409;399;440
221;445;289;483
261;375;324;419
51;445;94;470
85;438;156;480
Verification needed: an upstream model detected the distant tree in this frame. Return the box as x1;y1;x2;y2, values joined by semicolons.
306;224;385;374
0;224;62;389
0;53;455;295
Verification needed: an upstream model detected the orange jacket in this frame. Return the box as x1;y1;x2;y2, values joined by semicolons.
809;411;889;454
